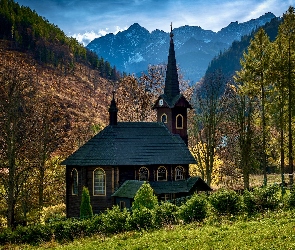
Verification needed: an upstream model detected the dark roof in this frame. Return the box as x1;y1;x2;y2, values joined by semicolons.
62;122;196;166
112;180;145;199
112;177;212;198
153;94;192;109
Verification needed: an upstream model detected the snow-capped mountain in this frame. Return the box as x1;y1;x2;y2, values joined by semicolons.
87;12;276;83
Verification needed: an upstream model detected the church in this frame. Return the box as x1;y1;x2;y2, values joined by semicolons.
62;26;211;217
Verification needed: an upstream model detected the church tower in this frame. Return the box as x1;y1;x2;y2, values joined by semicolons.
153;23;192;145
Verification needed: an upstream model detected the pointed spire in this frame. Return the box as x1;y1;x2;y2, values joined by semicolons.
109;90;118;126
164;22;180;100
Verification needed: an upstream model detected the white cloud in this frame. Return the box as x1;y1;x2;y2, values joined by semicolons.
71;26;126;46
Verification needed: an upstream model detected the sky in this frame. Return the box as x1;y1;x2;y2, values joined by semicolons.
16;0;294;46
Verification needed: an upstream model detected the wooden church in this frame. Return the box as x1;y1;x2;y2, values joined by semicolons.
62;26;211;217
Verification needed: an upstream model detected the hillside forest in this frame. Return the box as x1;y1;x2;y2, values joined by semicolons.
0;0;295;229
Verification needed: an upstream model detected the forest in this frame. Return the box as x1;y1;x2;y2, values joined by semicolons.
0;0;295;236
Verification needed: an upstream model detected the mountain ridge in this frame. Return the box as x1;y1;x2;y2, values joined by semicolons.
87;12;276;83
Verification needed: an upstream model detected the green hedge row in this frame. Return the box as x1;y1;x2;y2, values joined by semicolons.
1;184;295;246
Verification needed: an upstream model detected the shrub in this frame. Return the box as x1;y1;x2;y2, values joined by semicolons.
209;189;241;215
243;190;256;214
51;218;93;242
129;207;156;230
1;224;53;245
154;202;179;227
41;203;66;224
243;184;280;214
100;205;130;234
132;182;158;211
178;194;207;223
287;186;295;208
80;187;93;219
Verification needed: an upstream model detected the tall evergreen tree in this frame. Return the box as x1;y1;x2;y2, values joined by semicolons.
80;187;93;219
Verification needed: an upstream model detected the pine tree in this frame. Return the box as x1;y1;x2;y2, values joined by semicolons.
80;186;93;219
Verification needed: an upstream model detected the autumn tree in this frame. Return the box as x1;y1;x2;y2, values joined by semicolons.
116;65;164;122
192;70;227;186
0;56;37;227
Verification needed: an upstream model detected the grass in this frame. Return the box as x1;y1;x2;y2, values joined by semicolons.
14;209;295;250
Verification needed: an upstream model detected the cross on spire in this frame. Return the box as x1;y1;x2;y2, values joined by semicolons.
170;22;174;38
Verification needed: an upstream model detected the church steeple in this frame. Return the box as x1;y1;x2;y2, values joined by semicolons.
164;22;180;100
109;90;118;126
153;23;192;146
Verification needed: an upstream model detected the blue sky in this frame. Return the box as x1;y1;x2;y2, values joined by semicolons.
16;0;294;45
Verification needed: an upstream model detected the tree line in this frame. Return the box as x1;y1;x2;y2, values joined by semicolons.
191;6;295;191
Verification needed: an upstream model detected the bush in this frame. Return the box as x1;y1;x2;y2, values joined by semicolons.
287;186;295;208
100;206;130;234
209;189;241;215
243;184;280;214
80;187;93;219
154;202;179;227
132;182;158;211
0;224;53;245
129;207;156;230
41;203;66;224
178;194;207;223
51;218;93;242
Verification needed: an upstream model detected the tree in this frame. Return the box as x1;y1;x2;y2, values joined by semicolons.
131;182;158;211
227;83;257;190
0;56;37;227
116;65;164;122
268;37;288;193
80;186;93;219
192;70;226;186
275;6;295;185
234;28;271;186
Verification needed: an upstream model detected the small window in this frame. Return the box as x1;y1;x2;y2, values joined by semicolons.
157;166;167;181
93;168;106;195
119;201;126;210
175;166;184;180
159;193;170;201
161;113;167;123
139;167;149;181
72;169;78;195
176;114;183;129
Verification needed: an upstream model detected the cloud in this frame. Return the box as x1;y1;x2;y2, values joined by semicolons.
17;0;291;42
71;26;126;46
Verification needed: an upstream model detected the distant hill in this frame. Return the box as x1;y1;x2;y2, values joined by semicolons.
0;0;120;81
205;17;282;79
0;39;113;154
0;0;117;156
87;12;276;84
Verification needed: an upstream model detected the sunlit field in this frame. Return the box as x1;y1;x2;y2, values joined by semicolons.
21;209;295;250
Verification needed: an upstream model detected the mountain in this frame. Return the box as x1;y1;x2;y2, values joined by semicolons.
87;12;276;84
205;16;282;79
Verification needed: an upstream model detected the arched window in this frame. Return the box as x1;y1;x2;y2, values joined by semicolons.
72;168;78;195
176;114;183;129
93;168;106;195
157;166;167;181
175;166;184;180
161;113;167;123
139;167;149;181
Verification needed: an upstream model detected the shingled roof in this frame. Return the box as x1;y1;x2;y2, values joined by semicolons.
112;177;211;198
62;122;196;166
